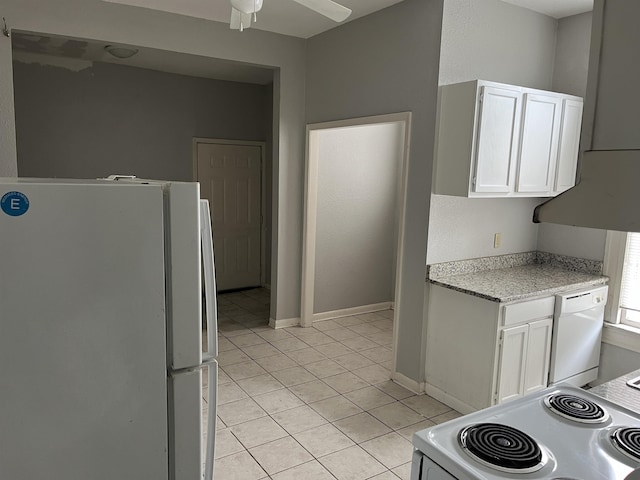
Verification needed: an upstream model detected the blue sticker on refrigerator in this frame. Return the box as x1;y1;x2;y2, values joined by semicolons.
1;191;30;217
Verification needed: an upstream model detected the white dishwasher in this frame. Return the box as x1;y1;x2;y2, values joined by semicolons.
549;285;608;387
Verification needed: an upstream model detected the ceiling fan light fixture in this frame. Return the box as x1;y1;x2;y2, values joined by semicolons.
230;0;264;14
104;45;139;59
229;0;351;31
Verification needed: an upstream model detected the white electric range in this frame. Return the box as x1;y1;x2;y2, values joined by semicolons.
411;385;640;479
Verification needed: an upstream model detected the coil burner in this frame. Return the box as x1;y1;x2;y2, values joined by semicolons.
458;423;546;474
610;427;640;462
544;394;610;424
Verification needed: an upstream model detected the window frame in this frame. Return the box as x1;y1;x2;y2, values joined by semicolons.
603;230;640;334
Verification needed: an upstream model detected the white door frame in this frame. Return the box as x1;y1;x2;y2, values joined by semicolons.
193;138;268;287
301;112;412;373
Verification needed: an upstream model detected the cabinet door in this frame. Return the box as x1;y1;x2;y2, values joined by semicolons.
523;317;553;395
554;99;583;194
496;324;528;404
516;93;562;194
473;86;522;194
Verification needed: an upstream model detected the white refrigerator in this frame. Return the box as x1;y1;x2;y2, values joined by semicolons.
0;177;218;480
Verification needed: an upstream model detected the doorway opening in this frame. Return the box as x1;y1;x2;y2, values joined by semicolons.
301;112;412;375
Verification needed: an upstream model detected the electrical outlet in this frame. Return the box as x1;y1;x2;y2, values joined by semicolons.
494;233;502;249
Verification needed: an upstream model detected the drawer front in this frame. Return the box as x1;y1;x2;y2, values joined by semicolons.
502;296;554;326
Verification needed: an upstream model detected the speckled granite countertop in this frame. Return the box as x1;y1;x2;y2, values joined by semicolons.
429;262;608;303
590;369;640;414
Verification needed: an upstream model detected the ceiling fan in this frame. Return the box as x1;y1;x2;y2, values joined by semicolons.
230;0;352;31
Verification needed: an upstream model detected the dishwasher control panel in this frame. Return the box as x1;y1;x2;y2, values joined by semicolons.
558;286;608;314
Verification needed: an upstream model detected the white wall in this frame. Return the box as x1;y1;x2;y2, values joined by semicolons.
427;195;540;264
537;11;608;262
0;0;305;321
314;123;402;313
427;0;558;265
306;0;444;383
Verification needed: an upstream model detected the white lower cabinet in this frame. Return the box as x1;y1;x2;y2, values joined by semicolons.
496;317;553;404
425;285;554;414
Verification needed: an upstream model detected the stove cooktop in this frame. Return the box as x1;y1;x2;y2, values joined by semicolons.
412;385;640;480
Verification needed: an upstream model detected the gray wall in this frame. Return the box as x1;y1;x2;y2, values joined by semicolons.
0;38;17;176
537;11;607;262
13;60;270;181
537;224;605;261
552;12;593;97
438;0;557;88
589;1;640;151
263;86;274;287
427;0;557;265
314;123;402;313
582;1;640;380
596;343;640;385
0;0;306;322
306;0;444;383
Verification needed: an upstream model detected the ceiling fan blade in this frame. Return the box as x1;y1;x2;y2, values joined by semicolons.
230;7;253;30
291;0;352;22
230;7;242;29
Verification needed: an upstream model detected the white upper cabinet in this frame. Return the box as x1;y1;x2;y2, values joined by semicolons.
553;99;584;194
516;93;562;194
434;80;583;198
474;86;522;193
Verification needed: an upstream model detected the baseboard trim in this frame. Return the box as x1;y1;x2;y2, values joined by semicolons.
269;317;300;329
391;371;425;395
312;302;393;322
424;383;476;415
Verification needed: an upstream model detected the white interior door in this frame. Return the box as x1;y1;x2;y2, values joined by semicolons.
197;142;262;291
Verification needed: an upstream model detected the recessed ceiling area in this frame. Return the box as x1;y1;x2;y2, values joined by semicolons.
11;32;275;85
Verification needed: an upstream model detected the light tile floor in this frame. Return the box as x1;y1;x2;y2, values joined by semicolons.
209;288;461;480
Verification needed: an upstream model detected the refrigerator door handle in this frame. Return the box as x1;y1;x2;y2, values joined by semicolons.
204;362;218;480
199;199;218;360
